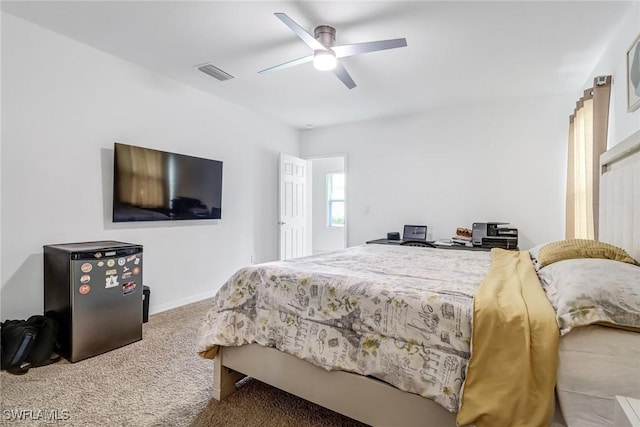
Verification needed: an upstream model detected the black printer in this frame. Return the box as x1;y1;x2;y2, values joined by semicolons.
471;222;518;249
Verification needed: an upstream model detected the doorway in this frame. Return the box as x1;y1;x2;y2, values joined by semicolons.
309;155;347;254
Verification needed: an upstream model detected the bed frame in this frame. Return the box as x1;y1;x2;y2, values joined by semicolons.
599;129;640;261
210;129;640;427
213;344;455;426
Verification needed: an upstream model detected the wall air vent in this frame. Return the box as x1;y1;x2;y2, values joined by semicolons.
196;63;234;81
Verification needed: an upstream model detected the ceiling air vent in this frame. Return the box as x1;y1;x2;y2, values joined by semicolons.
196;63;234;81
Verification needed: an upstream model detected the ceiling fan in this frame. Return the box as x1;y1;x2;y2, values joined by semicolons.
258;13;407;89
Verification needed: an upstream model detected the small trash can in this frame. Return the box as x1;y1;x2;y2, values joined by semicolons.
142;286;150;323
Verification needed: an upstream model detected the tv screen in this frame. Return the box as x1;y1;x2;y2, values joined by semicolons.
113;143;223;222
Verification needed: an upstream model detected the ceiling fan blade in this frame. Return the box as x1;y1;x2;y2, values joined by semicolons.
274;13;327;52
333;61;357;89
332;38;407;59
258;55;313;74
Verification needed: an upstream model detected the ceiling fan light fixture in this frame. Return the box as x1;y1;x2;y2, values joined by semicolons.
261;13;406;88
313;50;337;71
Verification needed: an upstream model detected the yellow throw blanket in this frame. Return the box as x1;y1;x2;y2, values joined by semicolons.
456;249;559;427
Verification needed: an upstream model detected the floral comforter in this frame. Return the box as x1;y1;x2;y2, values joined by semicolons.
196;244;492;412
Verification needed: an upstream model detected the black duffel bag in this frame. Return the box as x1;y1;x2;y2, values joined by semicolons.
1;315;61;375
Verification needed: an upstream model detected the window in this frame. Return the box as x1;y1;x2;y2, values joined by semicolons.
327;173;345;227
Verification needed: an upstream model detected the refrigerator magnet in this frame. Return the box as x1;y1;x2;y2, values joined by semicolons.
105;275;120;289
123;281;136;295
79;284;91;295
81;263;92;273
80;274;91;284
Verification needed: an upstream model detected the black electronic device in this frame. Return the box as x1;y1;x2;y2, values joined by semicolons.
367;225;428;245
403;225;428;241
113;143;223;222
472;222;518;249
472;222;507;246
481;237;519;250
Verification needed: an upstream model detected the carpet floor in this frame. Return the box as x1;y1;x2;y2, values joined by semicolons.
0;299;366;426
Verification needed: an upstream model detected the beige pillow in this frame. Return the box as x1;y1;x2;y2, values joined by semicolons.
537;239;636;267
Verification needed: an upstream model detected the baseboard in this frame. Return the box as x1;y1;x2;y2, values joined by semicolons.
149;290;216;316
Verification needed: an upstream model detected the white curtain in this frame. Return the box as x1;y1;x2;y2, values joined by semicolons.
566;77;611;239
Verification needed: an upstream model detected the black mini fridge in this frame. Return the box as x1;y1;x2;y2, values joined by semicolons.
44;241;143;362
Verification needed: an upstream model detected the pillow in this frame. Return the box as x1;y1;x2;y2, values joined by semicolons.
537;258;640;336
537;239;636;268
528;242;550;271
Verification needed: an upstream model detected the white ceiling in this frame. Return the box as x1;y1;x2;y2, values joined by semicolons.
1;1;634;129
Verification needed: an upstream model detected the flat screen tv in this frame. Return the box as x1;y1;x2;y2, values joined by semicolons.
113;143;223;222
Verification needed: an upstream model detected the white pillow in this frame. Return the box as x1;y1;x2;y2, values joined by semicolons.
537;258;640;336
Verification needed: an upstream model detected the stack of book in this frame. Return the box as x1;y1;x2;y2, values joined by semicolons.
452;227;473;246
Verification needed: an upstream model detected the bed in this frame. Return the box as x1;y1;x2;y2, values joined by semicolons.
550;128;640;427
196;130;640;427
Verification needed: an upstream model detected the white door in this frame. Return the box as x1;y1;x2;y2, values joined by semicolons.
279;153;308;260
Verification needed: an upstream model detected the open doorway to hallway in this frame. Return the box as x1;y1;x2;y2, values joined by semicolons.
309;156;346;254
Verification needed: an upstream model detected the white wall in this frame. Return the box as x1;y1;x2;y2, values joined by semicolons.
1;13;299;320
300;5;639;253
311;156;345;254
585;2;640;146
301;96;570;251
